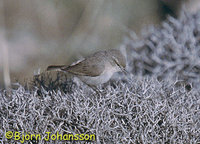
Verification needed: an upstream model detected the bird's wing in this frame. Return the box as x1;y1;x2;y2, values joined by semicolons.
47;65;65;71
61;52;106;77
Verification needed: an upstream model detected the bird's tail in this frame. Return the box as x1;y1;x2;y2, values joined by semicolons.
46;65;66;71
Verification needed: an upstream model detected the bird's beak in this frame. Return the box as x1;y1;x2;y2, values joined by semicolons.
118;64;128;75
112;56;128;75
121;67;128;75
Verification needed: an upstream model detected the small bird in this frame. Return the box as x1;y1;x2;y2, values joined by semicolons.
47;49;127;91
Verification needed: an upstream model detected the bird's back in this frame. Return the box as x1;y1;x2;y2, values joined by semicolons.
61;51;107;77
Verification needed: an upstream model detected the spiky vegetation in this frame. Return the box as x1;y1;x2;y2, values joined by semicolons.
0;11;200;143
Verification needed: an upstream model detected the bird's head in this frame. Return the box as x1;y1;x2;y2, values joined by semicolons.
108;49;127;74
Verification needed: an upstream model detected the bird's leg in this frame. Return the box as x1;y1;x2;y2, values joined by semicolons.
91;86;102;97
87;85;102;97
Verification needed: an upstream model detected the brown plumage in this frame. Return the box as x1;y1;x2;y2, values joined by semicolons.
47;49;127;86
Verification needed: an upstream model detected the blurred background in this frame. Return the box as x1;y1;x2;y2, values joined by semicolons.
0;0;200;88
